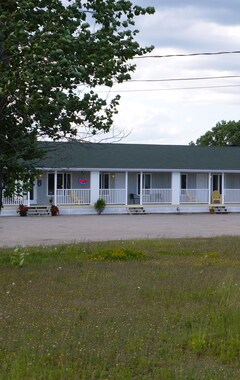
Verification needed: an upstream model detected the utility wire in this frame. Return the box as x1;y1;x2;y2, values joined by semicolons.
101;84;240;93
135;50;240;59
129;75;240;82
107;74;240;92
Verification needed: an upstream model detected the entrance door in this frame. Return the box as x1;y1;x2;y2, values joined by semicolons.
29;182;37;204
212;174;222;194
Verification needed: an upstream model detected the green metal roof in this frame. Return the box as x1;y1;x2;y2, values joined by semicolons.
36;141;240;171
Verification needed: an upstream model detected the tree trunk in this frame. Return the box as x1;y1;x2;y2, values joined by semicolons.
0;164;3;214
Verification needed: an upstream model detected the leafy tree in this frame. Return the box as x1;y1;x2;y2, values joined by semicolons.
0;127;43;211
191;120;240;146
0;0;154;211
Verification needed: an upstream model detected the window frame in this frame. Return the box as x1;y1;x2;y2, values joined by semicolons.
48;173;72;195
137;173;152;195
100;173;110;189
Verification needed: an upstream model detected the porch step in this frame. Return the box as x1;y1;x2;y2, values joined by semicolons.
27;206;51;216
210;206;228;214
128;206;146;215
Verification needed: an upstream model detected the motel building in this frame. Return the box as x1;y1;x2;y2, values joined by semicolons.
2;142;240;216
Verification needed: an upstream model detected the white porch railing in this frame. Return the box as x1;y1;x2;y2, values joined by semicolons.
224;189;240;203
56;189;90;205
5;188;240;207
2;195;27;206
99;189;126;204
142;189;172;204
180;189;209;204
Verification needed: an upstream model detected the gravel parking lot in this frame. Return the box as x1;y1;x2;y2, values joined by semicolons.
0;213;240;247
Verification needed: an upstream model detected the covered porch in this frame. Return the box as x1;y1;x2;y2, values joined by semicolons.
3;171;240;207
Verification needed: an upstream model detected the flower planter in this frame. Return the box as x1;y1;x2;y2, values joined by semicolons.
20;211;27;217
51;205;59;216
18;205;28;216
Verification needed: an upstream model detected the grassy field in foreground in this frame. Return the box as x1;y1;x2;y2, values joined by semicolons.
1;237;240;379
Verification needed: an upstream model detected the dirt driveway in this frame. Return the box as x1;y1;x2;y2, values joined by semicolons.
0;213;240;248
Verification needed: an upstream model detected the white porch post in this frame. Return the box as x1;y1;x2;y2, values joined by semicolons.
90;171;100;205
140;172;143;205
54;170;58;206
125;172;128;205
222;173;225;204
208;173;212;204
27;191;30;207
171;172;180;205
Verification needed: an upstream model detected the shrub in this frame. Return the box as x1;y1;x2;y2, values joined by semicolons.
94;198;106;215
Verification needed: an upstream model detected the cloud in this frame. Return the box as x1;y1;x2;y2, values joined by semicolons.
64;0;240;145
135;0;240;25
134;4;240;51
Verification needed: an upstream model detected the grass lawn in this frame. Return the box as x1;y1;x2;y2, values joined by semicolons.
1;237;240;379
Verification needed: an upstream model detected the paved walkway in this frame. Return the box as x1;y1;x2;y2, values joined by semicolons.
0;213;240;247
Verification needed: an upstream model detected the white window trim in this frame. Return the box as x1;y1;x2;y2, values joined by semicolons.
47;172;72;196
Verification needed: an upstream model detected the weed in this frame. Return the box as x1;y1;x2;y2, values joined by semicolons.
10;248;28;268
90;247;145;262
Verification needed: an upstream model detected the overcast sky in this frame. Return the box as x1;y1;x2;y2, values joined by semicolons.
100;0;240;145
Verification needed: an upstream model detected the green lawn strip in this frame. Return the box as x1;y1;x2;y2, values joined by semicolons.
0;238;240;379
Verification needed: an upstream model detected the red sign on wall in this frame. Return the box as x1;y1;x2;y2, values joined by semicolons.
79;178;88;184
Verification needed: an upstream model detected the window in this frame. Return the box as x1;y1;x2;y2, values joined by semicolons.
144;174;151;189
137;173;152;194
100;173;110;189
48;173;71;195
181;174;187;189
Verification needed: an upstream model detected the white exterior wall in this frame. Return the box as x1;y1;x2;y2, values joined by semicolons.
172;172;181;205
90;171;100;205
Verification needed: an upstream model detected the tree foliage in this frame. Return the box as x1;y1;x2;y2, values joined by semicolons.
1;0;154;138
0;0;154;209
0;127;43;210
192;120;240;146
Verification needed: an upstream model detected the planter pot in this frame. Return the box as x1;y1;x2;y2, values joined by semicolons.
51;205;59;216
20;211;27;216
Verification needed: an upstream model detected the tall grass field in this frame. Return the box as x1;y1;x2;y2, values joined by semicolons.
1;237;240;379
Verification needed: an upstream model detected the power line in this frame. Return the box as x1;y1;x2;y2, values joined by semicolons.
129;75;240;83
135;50;240;59
101;84;240;93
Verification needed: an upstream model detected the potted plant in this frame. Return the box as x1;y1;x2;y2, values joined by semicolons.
94;198;106;215
18;204;28;217
51;205;59;216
